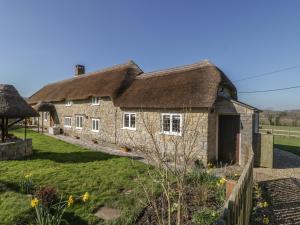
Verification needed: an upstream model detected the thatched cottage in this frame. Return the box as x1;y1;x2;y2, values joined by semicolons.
28;60;260;166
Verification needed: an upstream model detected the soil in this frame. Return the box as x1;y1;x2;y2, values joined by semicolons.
135;185;222;225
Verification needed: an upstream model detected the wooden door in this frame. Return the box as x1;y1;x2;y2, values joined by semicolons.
218;115;240;164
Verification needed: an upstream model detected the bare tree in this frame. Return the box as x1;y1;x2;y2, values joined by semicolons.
127;108;206;225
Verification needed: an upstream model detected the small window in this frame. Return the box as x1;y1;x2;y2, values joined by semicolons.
65;100;72;106
91;118;100;132
123;113;136;130
64;117;72;127
75;115;83;129
91;97;100;106
162;113;182;135
44;112;48;121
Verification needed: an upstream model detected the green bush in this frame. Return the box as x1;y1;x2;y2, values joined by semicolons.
192;208;219;225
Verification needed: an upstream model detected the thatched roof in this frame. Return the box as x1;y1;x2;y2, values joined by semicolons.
0;84;38;118
114;61;237;108
28;60;237;109
28;61;143;104
33;101;56;112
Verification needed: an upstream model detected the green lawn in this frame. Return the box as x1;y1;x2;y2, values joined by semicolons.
0;129;153;225
260;124;300;157
274;135;300;157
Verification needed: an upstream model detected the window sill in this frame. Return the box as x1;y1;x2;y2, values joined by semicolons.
122;127;136;131
75;127;83;130
91;130;100;133
161;131;182;136
64;126;72;128
91;104;100;106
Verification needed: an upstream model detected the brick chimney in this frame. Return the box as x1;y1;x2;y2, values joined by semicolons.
75;65;85;76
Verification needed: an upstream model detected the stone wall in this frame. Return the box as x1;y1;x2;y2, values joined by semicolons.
37;97;211;164
0;139;32;160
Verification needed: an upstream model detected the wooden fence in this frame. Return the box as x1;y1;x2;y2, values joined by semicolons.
260;128;300;138
217;149;254;225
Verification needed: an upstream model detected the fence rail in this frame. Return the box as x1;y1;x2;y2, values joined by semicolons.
217;149;254;225
260;128;300;138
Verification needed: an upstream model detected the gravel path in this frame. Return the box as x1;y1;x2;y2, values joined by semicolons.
253;148;300;225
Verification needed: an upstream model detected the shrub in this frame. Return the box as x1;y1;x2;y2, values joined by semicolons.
192;208;219;225
34;186;59;208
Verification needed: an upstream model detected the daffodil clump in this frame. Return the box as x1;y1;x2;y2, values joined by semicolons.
20;172;34;194
31;191;90;225
217;177;227;186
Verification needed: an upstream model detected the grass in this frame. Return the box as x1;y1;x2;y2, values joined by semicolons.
260;124;300;157
0;129;154;225
260;124;300;131
274;136;300;157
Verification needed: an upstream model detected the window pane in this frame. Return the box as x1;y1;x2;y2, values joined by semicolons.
163;115;170;132
172;115;181;133
124;114;130;127
130;114;135;128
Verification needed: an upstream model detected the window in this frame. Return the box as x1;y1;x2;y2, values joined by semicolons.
43;112;48;121
91;118;100;132
75;115;83;129
123;113;136;130
91;97;100;105
64;117;72;127
65;100;72;106
162;113;182;135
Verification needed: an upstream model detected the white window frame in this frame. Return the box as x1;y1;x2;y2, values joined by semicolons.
91;118;100;132
161;113;182;136
65;99;72;106
91;97;100;106
75;115;83;129
64;117;72;128
122;112;136;130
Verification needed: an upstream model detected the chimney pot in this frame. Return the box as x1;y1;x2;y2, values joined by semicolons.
75;65;85;76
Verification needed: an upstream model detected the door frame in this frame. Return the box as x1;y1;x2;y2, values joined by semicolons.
216;113;242;165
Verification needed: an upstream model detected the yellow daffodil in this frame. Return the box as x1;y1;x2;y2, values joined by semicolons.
206;168;212;174
25;173;32;179
217;177;227;186
234;173;239;177
67;195;74;208
263;201;269;208
82;192;90;202
263;216;269;224
31;198;39;208
207;163;213;169
258;202;264;208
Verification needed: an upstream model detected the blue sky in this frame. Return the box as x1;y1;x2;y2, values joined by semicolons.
1;0;300;110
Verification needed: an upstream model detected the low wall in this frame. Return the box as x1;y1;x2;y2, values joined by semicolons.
0;139;33;160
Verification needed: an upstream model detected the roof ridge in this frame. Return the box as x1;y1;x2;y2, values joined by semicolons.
45;60;142;87
136;60;215;79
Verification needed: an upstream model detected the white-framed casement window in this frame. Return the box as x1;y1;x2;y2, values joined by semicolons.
162;113;182;136
91;118;100;132
91;97;100;106
123;112;136;130
65;99;72;106
75;115;83;129
64;117;72;128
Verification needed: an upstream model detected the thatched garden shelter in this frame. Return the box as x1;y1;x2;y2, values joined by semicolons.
0;84;38;142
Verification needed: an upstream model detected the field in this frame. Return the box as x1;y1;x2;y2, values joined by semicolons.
260;125;300;157
0;129;153;225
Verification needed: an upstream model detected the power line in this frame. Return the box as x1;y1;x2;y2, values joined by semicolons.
234;65;300;82
239;84;300;94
